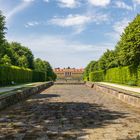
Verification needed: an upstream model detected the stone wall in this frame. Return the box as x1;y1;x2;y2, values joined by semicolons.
0;82;53;110
85;81;94;88
86;82;140;108
55;80;85;85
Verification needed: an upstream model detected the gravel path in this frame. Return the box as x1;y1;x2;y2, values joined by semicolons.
0;85;140;140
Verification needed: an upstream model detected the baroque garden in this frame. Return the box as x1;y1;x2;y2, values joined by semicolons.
0;11;140;140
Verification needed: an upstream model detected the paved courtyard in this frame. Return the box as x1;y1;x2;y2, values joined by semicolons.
0;85;140;140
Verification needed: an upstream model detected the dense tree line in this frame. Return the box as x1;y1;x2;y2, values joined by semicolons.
0;42;34;69
0;11;56;81
84;14;140;80
34;58;57;81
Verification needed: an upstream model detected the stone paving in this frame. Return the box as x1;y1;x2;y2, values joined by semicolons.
0;85;140;140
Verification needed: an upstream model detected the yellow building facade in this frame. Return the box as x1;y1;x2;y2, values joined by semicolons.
54;68;84;80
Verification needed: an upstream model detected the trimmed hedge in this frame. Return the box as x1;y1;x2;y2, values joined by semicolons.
0;65;46;86
138;68;140;86
32;71;46;82
89;65;140;86
104;66;138;85
89;70;104;82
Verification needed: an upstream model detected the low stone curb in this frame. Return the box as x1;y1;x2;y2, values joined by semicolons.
54;82;85;85
0;82;53;110
86;82;140;108
85;81;94;88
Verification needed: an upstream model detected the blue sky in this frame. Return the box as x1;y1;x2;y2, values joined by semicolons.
0;0;140;68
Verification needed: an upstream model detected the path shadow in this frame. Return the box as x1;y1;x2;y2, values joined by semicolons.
0;93;128;140
31;93;60;99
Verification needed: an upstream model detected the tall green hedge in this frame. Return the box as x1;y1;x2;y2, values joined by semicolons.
89;65;140;86
32;71;46;82
0;65;46;86
138;68;140;86
104;66;138;86
89;70;104;82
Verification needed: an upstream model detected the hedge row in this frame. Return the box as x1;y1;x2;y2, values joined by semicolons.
0;65;46;86
32;71;46;82
89;66;140;86
89;70;104;82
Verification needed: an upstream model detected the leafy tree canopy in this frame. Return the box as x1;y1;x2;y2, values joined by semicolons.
84;14;140;81
34;58;57;81
117;14;140;67
0;11;6;59
0;11;55;81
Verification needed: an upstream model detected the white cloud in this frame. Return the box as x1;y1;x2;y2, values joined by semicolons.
50;14;91;33
106;18;130;41
91;13;109;24
50;14;91;27
50;13;108;33
25;21;40;28
57;0;79;8
25;12;108;33
43;0;49;3
6;34;114;68
88;0;110;7
115;1;133;10
23;0;34;2
133;0;140;4
113;19;130;34
133;0;140;9
57;0;111;8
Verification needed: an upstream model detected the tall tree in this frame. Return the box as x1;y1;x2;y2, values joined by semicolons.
8;42;34;69
34;58;56;81
98;49;118;70
1;54;11;65
83;61;98;81
117;14;140;67
43;61;56;81
0;11;6;62
34;58;45;72
18;55;29;68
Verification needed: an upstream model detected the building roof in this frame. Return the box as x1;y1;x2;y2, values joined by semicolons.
54;68;84;73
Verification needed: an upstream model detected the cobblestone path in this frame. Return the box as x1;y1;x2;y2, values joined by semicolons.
0;85;140;140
